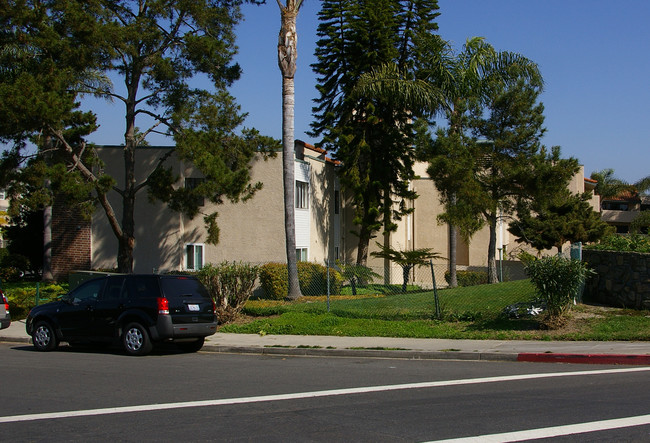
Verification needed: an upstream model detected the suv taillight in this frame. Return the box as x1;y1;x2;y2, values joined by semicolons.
157;297;169;315
212;298;217;314
1;293;8;312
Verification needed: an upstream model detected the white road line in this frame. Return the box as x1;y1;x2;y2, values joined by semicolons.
429;414;650;442
1;367;648;424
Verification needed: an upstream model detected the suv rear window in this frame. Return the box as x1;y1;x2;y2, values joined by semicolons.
126;276;161;299
160;277;209;299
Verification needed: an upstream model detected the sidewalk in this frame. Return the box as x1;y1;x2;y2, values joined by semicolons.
4;320;650;365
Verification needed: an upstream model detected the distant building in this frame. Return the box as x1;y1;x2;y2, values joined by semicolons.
600;190;650;233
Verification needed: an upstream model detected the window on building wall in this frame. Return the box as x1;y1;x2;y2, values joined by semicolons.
295;181;309;209
185;244;204;271
185;178;205;206
296;248;308;262
334;190;340;215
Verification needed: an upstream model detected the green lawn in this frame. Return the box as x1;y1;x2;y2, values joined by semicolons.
222;280;650;341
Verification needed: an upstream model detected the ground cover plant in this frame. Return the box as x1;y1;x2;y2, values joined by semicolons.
220;280;650;341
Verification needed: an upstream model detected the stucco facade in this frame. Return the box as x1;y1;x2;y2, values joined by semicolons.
88;142;344;274
52;142;598;281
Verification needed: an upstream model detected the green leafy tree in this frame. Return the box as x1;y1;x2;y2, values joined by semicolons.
277;0;304;299
509;190;613;253
463;79;580;283
370;242;441;292
1;0;277;274
0;1;111;281
416;38;542;286
310;0;440;267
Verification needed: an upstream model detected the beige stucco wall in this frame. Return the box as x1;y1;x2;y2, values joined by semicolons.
92;147;341;272
90;148;596;275
92;146;183;273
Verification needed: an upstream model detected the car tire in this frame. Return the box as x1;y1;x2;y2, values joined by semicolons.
177;337;205;353
122;322;152;356
32;321;58;352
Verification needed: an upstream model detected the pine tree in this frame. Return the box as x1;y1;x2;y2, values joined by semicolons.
310;0;440;265
468;79;581;281
509;190;613;253
1;0;277;273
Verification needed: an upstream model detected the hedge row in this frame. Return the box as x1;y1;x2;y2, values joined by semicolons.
259;262;343;300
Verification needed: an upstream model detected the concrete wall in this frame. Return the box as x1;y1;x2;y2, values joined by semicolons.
583;249;650;309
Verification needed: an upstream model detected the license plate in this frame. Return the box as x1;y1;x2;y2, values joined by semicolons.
187;304;200;312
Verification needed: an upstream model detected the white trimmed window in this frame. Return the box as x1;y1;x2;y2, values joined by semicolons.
185;244;204;271
296;248;308;262
295;181;309;209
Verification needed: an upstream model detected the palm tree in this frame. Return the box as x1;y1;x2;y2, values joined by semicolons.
370;242;442;293
590;169;634;207
356;36;541;286
277;0;304;300
634;175;650;196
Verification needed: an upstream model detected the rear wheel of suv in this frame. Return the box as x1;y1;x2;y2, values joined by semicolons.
177;337;205;353
122;322;152;356
33;321;58;352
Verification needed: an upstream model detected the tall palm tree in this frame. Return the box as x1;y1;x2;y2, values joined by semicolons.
277;0;304;300
356;36;541;286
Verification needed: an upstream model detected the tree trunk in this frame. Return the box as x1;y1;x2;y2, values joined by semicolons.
42;202;53;282
278;3;302;300
356;224;371;266
448;223;458;288
402;265;410;293
487;214;498;283
118;91;138;273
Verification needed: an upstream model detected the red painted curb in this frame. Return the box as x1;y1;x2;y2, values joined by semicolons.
517;353;650;365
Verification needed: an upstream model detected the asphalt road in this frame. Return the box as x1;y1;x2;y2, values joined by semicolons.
1;342;650;442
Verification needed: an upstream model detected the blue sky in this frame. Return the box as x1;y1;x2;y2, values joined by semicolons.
88;0;650;184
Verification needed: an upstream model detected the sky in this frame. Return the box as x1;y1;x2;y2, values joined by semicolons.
86;0;650;184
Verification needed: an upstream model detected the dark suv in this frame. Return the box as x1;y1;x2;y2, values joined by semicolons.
26;274;217;355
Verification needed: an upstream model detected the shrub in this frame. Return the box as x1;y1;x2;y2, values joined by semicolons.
198;262;258;323
298;262;343;296
5;283;68;319
259;263;289;300
444;270;488;287
524;256;594;328
259;262;343;299
586;234;650;253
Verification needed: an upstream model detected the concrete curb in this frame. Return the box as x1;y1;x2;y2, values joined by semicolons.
0;336;31;345
200;344;519;363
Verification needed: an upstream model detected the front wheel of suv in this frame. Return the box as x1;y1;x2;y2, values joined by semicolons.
122;322;152;356
33;321;58;352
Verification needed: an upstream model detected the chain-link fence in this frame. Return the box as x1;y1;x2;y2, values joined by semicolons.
251;260;534;321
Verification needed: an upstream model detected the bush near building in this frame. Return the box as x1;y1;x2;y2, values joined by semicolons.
259;262;343;300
